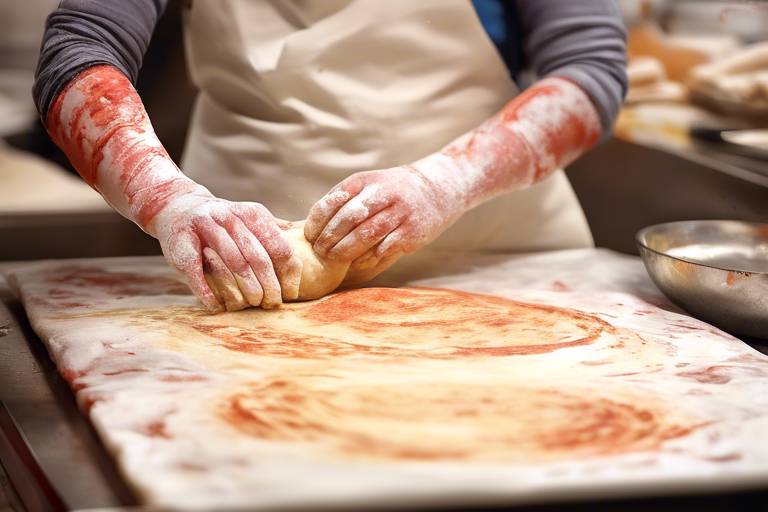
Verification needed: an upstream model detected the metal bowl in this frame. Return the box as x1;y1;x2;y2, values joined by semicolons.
636;220;768;339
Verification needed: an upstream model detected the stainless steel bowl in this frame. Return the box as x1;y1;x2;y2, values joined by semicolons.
636;220;768;338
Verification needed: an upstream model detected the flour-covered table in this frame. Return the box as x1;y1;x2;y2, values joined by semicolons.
6;249;768;510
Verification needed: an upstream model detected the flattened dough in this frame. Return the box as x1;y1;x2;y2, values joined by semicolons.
284;222;350;301
10;254;768;510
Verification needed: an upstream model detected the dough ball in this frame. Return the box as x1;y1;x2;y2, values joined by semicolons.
283;224;350;301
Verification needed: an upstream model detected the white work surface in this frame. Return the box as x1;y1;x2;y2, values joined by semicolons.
5;249;768;510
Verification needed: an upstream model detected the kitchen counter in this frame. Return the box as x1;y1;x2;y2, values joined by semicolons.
566;138;768;255
0;284;136;512
0;462;22;512
0;211;159;262
1;136;767;511
1;252;767;511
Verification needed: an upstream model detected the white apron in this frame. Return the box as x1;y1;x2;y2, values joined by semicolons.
180;0;593;255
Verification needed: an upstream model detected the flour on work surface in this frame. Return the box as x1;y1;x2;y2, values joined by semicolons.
6;250;768;510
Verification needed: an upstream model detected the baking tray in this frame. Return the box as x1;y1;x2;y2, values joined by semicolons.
2;281;768;512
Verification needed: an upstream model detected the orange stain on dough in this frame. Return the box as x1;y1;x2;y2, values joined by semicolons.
197;287;621;359
47;266;190;296
677;364;768;384
203;288;692;462
66;285;641;360
678;366;733;385
42;269;704;463
221;379;698;463
141;420;171;439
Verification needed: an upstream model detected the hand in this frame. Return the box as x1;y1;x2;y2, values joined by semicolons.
303;161;465;284
47;64;598;302
42;66;302;312
150;187;301;312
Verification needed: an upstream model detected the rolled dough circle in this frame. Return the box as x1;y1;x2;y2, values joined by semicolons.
284;225;350;301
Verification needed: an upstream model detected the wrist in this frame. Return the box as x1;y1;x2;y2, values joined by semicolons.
418;77;600;212
412;131;534;214
45;65;214;237
406;153;472;218
134;177;212;238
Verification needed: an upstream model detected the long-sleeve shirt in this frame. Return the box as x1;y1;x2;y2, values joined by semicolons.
33;0;627;136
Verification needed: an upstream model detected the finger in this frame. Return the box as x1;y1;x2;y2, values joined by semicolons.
375;224;409;259
327;205;404;261
165;230;223;313
202;247;248;312
348;222;414;283
235;204;301;303
277;251;302;302
348;224;407;273
228;215;285;308
203;269;225;306
304;179;366;243
197;216;264;308
344;251;403;286
349;246;382;273
313;184;392;257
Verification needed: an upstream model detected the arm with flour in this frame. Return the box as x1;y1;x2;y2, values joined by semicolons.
35;2;301;312
305;0;628;283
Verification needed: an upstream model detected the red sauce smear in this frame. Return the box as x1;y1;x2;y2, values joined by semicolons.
186;287;626;359
678;364;768;385
47;266;190;296
140;420;171;439
221;378;699;462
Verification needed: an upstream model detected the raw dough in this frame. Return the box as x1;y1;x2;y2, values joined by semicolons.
284;223;350;301
8;254;768;510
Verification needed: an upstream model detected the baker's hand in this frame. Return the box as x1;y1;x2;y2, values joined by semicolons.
48;63;599;304
304;161;465;284
150;188;301;312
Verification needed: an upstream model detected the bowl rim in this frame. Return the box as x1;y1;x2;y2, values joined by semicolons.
635;219;768;275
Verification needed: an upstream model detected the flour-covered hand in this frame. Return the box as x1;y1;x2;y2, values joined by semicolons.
151;189;301;312
304;77;602;285
304;162;466;283
45;65;301;312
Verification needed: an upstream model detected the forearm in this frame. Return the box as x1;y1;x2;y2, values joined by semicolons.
46;65;301;311
415;77;600;211
33;0;166;117
517;0;628;138
305;77;602;282
45;65;202;235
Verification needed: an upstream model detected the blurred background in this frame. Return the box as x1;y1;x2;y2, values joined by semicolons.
0;0;766;260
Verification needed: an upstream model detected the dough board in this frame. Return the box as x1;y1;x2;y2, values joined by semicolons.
6;249;768;510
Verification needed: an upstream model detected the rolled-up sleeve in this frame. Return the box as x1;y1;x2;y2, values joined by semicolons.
518;0;628;138
33;0;167;120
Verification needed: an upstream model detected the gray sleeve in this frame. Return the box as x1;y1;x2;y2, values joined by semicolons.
33;0;167;119
517;0;628;138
